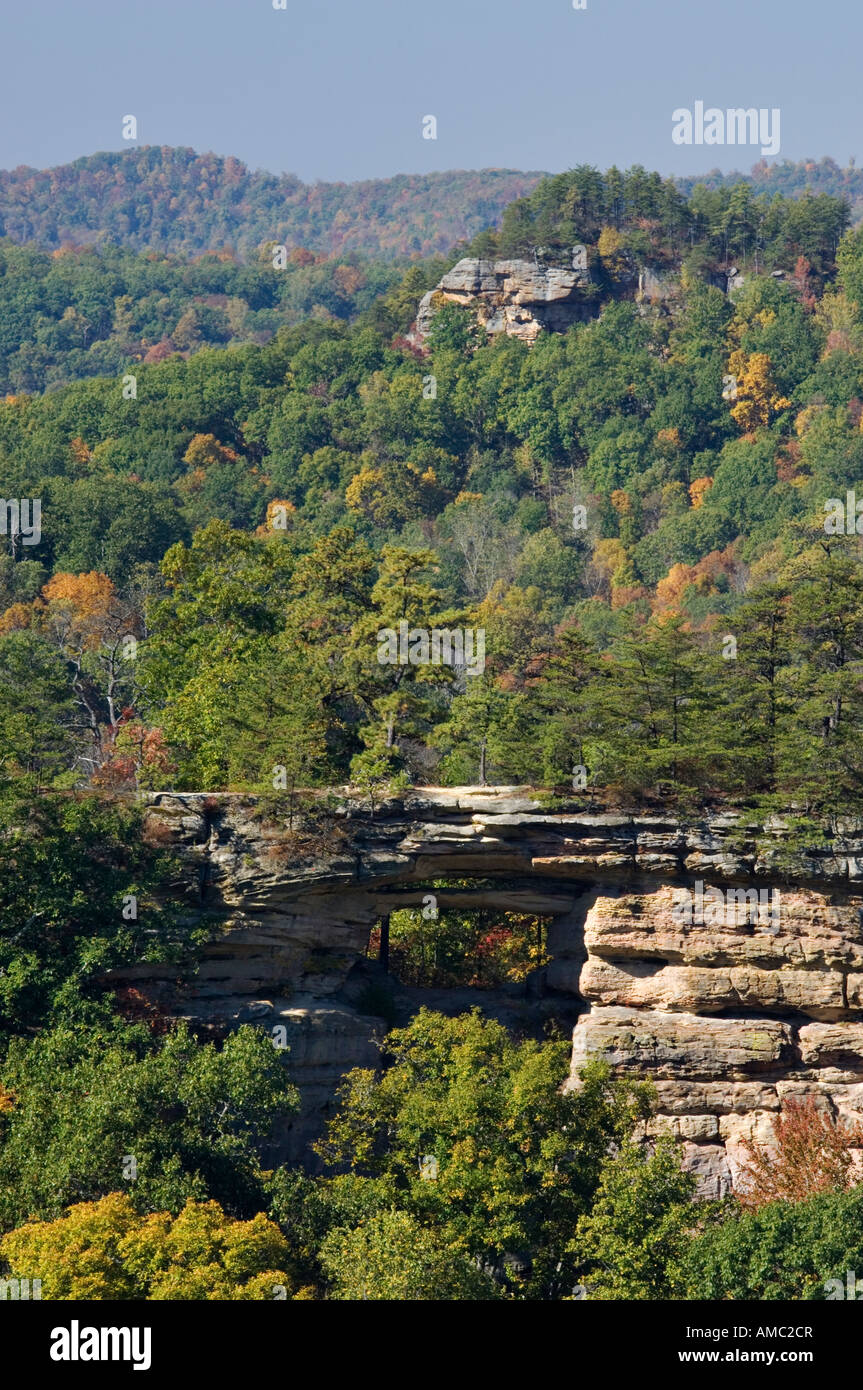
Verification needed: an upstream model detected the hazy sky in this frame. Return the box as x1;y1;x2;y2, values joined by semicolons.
0;0;857;182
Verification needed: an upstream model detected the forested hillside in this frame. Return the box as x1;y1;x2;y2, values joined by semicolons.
0;148;544;259
0;164;848;400
468;164;848;276
1;147;861;268
2;168;863;818
678;154;863;219
0;239;423;394
5;162;863;1306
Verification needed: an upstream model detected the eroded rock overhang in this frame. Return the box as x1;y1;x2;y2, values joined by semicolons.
129;787;863;1188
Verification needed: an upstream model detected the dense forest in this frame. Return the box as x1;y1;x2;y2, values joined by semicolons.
2;169;863;816
469;163;848;276
0;239;418;394
5;162;863;1301
1;147;861;267
678;153;863;216
0;148;544;259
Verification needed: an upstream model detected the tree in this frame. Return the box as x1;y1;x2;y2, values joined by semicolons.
712;583;792;796
97;719;176;793
727;350;791;432
47;475;185;585
264;1168;396;1294
836;224;863;318
777;543;863;816
314;1009;653;1299
573;1137;696;1299
39;570;141;776
430;676;523;785
736;1097;863;1209
182;433;239;470
351;545;466;764
533;623;609;786
680;1185;863;1300
0;790;190;1035
0;1023;298;1229
426;300;482;357
590;616;716;797
0;1193;293;1300
319;1209;499;1300
142;521;304;787
219;642;331;795
0;630;76;785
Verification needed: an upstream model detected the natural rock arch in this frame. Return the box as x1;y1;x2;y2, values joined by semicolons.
124;787;863;1190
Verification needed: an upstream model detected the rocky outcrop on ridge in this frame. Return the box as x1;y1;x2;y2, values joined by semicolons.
414;257;597;343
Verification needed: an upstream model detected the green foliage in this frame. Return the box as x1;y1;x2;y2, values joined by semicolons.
0;1022;298;1230
319;1208;500;1300
5;160;863;1307
574;1137;697;1299
679;1186;863;1300
265;1168;398;1291
0;238;410;396
386;903;549;988
0;630;76;783
2;159;863;807
0;789;199;1035
0;1192;293;1300
530;540;863;816
315;1009;654;1298
485;164;848;280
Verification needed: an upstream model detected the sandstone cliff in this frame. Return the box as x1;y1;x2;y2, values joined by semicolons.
413;257;746;344
414;257;597;343
128;788;863;1189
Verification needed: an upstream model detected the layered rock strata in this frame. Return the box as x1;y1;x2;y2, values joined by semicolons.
414;257;597;343
131;789;863;1185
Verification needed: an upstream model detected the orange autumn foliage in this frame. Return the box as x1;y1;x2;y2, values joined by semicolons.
255;499;297;536
653;546;740;615
610;584;648;609
42;571;115;633
0;602;35;635
688;476;713;509
655;427;683;454
69;436;92;466
654;562;692;611
183;433;239;469
727;349;791;432
40;572;126;660
92;723;176;791
736;1096;863;1209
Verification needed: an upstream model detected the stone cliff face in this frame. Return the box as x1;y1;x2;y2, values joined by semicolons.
414;257;597;344
130;788;863;1189
413;257;746;345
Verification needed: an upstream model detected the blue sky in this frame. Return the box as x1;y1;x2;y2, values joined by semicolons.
0;0;856;182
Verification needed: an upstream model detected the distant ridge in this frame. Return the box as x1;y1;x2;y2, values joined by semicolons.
0;147;547;260
0;148;860;263
675;155;863;221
